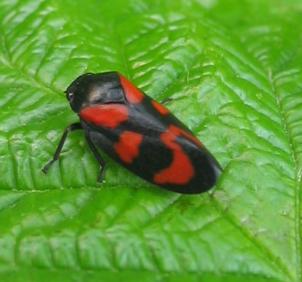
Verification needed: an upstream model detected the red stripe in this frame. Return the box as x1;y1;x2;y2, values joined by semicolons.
169;125;203;148
154;127;195;185
151;100;170;115
80;104;128;128
119;75;144;104
114;131;143;163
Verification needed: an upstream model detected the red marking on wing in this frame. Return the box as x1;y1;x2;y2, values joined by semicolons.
151;100;170;115
169;125;203;148
114;131;143;164
80;104;128;129
154;126;195;185
119;75;144;104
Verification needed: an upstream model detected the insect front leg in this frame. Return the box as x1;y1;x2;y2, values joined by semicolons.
42;122;82;173
85;136;107;182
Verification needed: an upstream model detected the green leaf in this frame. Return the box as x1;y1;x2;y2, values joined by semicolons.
0;0;301;281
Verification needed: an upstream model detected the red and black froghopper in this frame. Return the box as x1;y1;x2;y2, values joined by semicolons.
42;72;222;194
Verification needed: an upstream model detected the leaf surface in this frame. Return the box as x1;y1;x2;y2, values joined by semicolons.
0;0;301;281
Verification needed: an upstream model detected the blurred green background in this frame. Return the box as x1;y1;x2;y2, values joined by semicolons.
0;0;301;281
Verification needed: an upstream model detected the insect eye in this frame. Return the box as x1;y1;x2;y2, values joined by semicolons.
67;92;74;101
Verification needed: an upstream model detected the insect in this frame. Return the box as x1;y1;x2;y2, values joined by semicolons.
42;72;222;194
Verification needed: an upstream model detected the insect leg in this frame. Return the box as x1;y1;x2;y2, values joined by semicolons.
42;123;82;173
85;136;106;182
